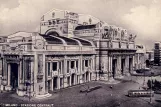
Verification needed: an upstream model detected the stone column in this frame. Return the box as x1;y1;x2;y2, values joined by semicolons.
92;55;96;80
63;56;68;88
51;79;53;91
88;72;90;81
137;54;139;69
19;60;22;84
0;59;2;76
132;55;135;72
125;56;129;74
95;55;99;72
18;63;20;87
7;63;11;86
50;62;52;77
3;58;7;80
69;76;71;86
45;81;48;93
42;54;46;94
109;56;113;78
22;59;25;84
34;54;38;95
116;56;121;77
57;77;60;89
77;75;79;84
80;55;83;83
100;54;108;81
30;61;34;93
108;56;110;79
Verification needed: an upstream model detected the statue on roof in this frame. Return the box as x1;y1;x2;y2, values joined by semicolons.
102;26;112;40
89;18;92;24
121;30;125;40
129;34;137;42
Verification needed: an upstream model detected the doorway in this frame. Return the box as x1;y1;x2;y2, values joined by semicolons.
121;59;125;75
86;72;89;82
71;74;75;85
129;58;133;72
53;77;57;89
10;63;18;90
112;59;117;78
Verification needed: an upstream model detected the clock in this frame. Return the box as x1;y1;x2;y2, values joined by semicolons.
34;39;45;49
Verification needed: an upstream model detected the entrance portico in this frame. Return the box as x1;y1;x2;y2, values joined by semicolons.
108;52;135;79
3;56;21;91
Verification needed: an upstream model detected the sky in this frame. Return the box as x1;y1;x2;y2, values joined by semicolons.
0;0;161;50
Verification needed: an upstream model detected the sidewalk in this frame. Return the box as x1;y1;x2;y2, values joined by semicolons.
96;78;121;85
10;92;58;102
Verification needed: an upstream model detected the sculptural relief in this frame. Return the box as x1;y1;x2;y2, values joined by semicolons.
129;34;137;42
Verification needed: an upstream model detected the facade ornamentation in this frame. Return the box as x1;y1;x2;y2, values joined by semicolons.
0;9;141;98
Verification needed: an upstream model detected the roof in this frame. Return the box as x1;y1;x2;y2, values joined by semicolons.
40;34;94;47
7;31;32;39
57;36;79;45
72;37;93;46
75;24;97;30
41;35;63;44
40;34;79;45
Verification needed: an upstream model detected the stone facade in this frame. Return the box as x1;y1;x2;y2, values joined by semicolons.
134;45;146;69
0;32;95;97
0;9;140;98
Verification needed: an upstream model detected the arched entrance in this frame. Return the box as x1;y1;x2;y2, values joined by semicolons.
10;63;18;90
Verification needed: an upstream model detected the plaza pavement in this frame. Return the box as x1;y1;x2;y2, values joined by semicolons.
0;67;161;107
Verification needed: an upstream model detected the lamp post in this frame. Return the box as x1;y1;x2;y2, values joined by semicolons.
143;69;145;87
150;71;153;104
0;75;2;93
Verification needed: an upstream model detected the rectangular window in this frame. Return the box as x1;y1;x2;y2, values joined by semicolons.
59;61;62;74
27;44;32;50
76;60;78;71
52;62;57;71
85;60;88;67
48;62;50;76
71;61;75;69
67;61;69;73
82;60;84;71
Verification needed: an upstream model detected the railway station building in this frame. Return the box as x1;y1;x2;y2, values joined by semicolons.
0;9;138;98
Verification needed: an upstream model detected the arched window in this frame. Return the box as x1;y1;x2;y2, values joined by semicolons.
53;20;56;25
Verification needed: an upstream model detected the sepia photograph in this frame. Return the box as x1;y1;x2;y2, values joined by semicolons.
0;0;161;107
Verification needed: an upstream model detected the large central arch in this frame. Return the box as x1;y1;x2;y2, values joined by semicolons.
45;31;59;37
45;28;61;37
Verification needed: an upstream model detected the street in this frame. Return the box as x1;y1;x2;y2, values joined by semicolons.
0;67;161;107
0;75;161;107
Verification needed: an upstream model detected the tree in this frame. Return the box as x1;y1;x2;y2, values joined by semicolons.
147;79;152;89
154;79;161;90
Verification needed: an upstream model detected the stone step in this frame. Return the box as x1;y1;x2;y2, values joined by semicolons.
35;93;52;99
